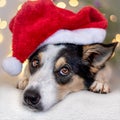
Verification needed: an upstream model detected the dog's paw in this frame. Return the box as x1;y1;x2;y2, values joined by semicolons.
89;81;110;94
17;78;28;90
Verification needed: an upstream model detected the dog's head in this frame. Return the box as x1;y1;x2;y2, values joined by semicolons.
23;43;117;111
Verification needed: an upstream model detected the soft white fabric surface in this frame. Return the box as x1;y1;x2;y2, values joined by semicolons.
0;85;120;120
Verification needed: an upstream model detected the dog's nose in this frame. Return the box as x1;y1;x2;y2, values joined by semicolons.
24;89;41;106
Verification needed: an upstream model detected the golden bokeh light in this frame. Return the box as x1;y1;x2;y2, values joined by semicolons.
115;34;120;42
0;33;4;43
112;38;116;43
69;0;79;7
0;0;6;7
112;34;120;42
56;2;66;8
110;15;118;22
17;4;22;11
112;34;120;48
0;20;7;29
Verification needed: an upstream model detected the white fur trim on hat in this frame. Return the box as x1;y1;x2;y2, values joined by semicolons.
41;28;106;46
2;57;22;76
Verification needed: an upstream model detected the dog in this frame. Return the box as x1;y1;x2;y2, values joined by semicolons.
17;42;117;111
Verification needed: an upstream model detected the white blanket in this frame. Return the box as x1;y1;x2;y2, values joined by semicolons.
0;84;120;120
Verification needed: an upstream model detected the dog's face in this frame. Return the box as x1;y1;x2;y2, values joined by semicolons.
23;43;116;111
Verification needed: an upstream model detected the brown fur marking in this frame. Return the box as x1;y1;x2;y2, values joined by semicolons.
55;57;66;70
38;52;42;62
90;67;99;74
57;75;85;100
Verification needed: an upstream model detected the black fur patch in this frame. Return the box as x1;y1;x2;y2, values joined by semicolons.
54;44;94;88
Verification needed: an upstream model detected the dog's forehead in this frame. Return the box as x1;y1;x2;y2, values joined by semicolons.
29;45;65;61
40;45;65;62
42;45;65;59
29;44;84;62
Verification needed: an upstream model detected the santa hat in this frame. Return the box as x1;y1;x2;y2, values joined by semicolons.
2;0;108;76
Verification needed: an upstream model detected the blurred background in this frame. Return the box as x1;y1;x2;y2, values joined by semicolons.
0;0;120;87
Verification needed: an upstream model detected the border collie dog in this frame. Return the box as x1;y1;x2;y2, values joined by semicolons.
17;43;117;111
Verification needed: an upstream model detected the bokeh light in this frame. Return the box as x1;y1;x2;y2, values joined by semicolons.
110;15;118;22
112;34;120;47
0;20;7;29
115;34;120;42
0;0;6;7
69;0;79;7
17;4;22;11
56;2;66;8
0;33;4;44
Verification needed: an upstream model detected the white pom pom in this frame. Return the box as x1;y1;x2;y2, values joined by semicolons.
2;57;22;76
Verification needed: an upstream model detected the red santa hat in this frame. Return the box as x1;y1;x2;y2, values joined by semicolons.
2;0;108;76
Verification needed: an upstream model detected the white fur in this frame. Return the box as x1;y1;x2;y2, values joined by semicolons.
41;28;106;46
2;57;22;76
24;45;65;110
0;85;120;120
90;65;112;93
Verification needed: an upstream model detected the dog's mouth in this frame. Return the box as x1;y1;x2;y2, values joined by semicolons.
23;101;44;111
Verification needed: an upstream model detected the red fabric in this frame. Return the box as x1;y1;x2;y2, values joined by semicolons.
9;0;108;63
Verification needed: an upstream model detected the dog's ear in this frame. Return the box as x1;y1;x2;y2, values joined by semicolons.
82;43;117;67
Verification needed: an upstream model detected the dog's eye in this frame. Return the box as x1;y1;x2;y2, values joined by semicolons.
54;64;72;84
59;66;70;76
32;59;39;68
